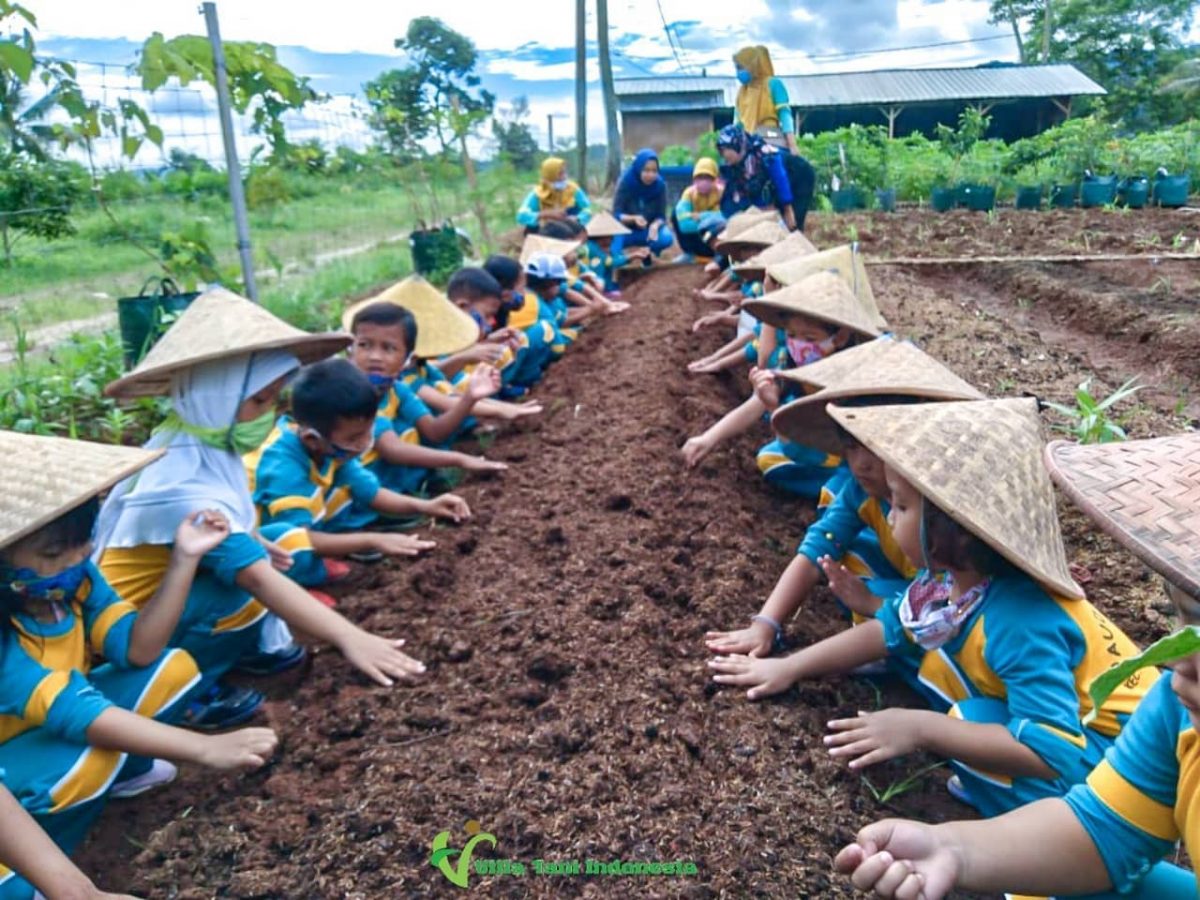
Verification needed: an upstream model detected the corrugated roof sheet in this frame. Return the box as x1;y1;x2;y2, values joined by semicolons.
614;65;1105;110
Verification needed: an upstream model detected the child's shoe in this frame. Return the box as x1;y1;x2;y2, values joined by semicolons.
309;589;337;608
321;558;352;583
111;759;178;799
182;683;263;731
235;641;308;676
675;253;695;264
946;774;975;807
348;549;384;563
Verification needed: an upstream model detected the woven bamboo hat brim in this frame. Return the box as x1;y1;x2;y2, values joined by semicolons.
829;398;1084;599
772;338;985;455
713;219;790;253
732;231;819;281
341;275;480;358
519;234;583;266
722;207;778;238
1046;434;1200;598
586;211;631;238
741;270;883;339
106;287;350;399
765;244;886;329
0;431;164;551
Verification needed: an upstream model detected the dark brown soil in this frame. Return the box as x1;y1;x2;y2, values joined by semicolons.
78;210;1195;897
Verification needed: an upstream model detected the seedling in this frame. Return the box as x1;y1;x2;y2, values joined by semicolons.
1044;377;1143;444
996;377;1016;392
845;224;859;243
861;761;946;805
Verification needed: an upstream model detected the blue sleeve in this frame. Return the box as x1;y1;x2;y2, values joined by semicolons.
516;190;541;227
81;563;137;668
253;444;322;530
201;532;268;588
338;459;381;506
0;636;113;742
43;670;114;744
675;195;699;233
573;188;592;224
766;152;793;206
876;586;922;660
798;478;869;565
396;383;432;426
982;579;1097;781
1064;677;1183;892
770;78;794;133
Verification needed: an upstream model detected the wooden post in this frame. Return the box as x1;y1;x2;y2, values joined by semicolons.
574;0;587;187
597;0;622;188
879;105;902;139
1042;0;1052;62
1050;96;1072;119
451;95;493;252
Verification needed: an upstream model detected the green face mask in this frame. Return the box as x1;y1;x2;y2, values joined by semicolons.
156;409;277;455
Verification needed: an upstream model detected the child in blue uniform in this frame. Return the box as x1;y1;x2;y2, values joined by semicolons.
578;212;649;295
0;432;276;900
484;254;562;388
836;431;1200;899
672;157;726;261
711;398;1159;822
245;359;475;588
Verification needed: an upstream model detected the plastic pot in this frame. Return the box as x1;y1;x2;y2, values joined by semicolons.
117;277;200;369
930;186;956;213
1152;174;1191;208
1117;176;1150;209
874;188;896;212
831;186;865;212
1050;183;1078;209
1014;185;1043;210
957;183;996;212
1080;175;1118;208
410;223;464;280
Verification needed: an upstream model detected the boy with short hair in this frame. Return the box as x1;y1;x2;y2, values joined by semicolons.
244;358;473;588
484;254;559;390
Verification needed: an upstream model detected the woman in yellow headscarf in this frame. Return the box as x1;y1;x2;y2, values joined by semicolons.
733;46;798;154
516;157;593;234
672;157;726;260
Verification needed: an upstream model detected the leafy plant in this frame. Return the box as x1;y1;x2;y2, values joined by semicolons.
1044;377;1143;443
861;761;946;805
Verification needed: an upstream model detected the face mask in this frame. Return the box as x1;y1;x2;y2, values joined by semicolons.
4;559;89;603
736;69;753;85
229;410;278;455
785;334;834;367
694;179;715;195
899;573;990;650
551;178;569;191
329;441;369;461
367;373;395;390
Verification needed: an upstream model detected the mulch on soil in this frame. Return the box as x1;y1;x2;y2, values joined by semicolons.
79;210;1195;897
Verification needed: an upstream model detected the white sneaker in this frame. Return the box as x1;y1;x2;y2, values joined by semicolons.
111;759;177;799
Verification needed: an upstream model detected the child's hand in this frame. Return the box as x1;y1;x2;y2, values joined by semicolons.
680;434;716;468
465;364;501;401
424;493;471;522
825;709;927;769
198;727;278;770
707;653;797;700
372;533;437;556
704;260;720;274
486;327;521;348
704;620;776;657
834;820;961;900
818;556;881;617
337;630;425;687
462;456;508;472
628;246;651;260
749;366;782;412
631;214;648;229
501;400;543;419
258;536;295;573
470;343;508;365
603;300;630;315
174;510;230;559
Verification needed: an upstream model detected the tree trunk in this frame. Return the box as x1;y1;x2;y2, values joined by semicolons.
1042;0;1053;63
574;0;588;188
1001;0;1025;63
451;94;493;252
597;0;622;188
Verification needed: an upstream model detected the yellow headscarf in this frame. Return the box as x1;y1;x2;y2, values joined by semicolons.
534;156;580;208
734;46;779;133
684;157;723;214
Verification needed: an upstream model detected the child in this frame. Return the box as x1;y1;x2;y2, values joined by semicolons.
837;431;1200;899
681;271;880;472
523;253;594;345
710;398;1159;821
484;254;561;390
730;230;818;286
523;233;627;317
0;432;276;898
673;157;727;261
579;212;649;296
764;242;887;333
244;358;475;589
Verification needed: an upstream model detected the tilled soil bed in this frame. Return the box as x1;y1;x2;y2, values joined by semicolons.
80;210;1195;897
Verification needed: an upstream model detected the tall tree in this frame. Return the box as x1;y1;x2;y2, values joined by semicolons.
573;0;587;185
491;96;540;170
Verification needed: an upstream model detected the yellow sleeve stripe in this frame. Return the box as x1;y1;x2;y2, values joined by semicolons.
24;670;71;726
274;527;313;554
1086;760;1178;841
1032;721;1089;749
89;602;137;653
267;492;323;518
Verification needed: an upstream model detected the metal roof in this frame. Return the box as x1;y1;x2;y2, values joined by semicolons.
614;65;1105;111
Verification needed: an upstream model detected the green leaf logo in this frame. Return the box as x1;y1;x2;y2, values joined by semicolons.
430;822;497;889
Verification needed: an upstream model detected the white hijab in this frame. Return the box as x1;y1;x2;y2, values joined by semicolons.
94;350;300;551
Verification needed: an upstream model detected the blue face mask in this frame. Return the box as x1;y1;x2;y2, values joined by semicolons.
366;373;395;390
502;290;525;312
736;69;753;85
4;559;89;602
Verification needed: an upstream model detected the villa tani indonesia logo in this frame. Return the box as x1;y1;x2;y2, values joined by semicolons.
429;821;699;888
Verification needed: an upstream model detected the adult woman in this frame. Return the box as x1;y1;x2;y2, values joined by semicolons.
613;148;674;258
516;157;592;233
672;157;726;260
96;289;425;729
717;125;814;232
733;45;798;154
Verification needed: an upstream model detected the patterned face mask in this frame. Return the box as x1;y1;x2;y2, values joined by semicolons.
3;559;89;603
898;572;990;650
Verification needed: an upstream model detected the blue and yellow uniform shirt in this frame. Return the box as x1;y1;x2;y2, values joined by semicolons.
578;239;629;293
361;379;433;466
516;185;592;229
674;185;725;234
879;571;1160;783
798;474;911;583
1065;676;1199;893
402;361;456;398
244;415;382;533
0;561;134;745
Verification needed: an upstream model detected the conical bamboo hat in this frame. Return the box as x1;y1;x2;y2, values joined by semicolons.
519;234;582;266
741;270;883;339
765;244;885;329
105;287;350;399
721;207;778;238
585;211;631;238
829;398;1083;599
772;338;985;454
0;431;164;550
713;219;790;253
1046;434;1200;598
341;275;480;358
732;231;819;281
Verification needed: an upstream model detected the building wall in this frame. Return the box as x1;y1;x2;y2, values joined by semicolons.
621;111;714;154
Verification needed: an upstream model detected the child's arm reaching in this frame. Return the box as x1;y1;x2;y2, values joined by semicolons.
415;365;500;445
370;486;472;524
680;395;767;468
86;706;276;771
435;343;509;379
127;510;230;666
306;529;436;559
749;366;781;412
705;553;822;655
375;431;507;472
756;327;778;370
819;555;883;617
